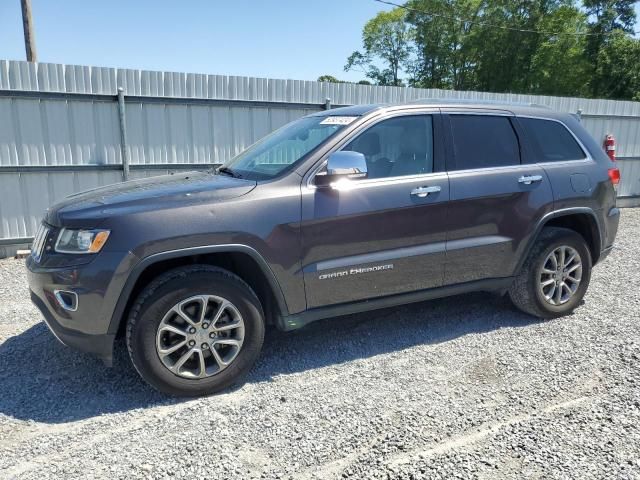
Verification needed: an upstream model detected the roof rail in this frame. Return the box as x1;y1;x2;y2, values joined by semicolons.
407;98;552;109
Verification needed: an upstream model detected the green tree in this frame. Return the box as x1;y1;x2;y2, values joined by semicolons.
584;0;638;96
528;5;591;96
345;8;413;86
350;0;639;100
406;0;589;94
405;0;480;90
583;0;636;32
595;30;640;100
317;75;343;83
470;0;588;94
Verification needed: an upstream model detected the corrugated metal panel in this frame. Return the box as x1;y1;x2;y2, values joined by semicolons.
618;159;640;197
113;102;317;167
0;60;639;243
0;170;122;239
1;60;639;116
0;96;121;167
2;62;638;168
581;117;640;159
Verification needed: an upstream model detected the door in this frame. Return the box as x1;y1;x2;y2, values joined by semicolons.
516;116;606;213
443;112;554;285
300;113;450;308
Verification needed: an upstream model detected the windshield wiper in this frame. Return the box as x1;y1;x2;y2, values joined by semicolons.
217;166;242;178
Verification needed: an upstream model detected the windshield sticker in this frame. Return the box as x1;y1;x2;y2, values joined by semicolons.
320;116;358;125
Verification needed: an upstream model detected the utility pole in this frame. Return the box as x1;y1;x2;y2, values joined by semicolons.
20;0;37;62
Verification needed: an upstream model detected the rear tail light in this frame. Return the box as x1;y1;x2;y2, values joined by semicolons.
608;168;620;189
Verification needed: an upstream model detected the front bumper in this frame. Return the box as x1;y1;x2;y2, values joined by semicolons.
30;291;115;364
26;250;136;364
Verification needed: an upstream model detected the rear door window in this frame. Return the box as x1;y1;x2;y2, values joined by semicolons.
519;118;586;162
449;115;521;170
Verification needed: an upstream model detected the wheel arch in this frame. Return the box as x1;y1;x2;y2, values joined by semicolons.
108;245;289;337
516;208;602;274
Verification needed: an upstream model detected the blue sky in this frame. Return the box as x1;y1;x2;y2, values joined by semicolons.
0;0;393;82
1;1;638;82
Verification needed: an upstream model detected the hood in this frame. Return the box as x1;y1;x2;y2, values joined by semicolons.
45;171;256;227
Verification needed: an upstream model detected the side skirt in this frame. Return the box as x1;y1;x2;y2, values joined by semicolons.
277;277;514;331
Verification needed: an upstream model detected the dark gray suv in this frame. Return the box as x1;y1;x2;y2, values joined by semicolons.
26;101;621;396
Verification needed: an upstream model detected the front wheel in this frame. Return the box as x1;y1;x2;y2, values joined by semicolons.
509;227;592;319
126;265;265;396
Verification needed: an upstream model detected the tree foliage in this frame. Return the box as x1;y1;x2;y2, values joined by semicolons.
345;8;414;86
317;75;342;83
583;0;638;97
317;75;373;85
404;0;479;90
595;30;640;100
527;5;591;96
347;0;640;100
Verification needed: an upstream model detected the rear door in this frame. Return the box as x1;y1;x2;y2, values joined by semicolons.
300;111;450;308
516;116;606;213
442;111;554;284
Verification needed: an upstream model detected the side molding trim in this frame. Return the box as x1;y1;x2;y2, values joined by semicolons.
277;277;513;331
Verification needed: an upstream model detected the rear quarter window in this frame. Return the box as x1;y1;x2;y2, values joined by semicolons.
519;118;586;162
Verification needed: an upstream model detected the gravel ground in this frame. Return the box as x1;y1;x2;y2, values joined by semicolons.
1;210;639;480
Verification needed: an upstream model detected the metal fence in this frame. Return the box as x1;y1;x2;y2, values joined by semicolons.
1;60;639;251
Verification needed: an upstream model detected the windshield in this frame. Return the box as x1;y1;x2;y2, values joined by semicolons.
219;115;356;180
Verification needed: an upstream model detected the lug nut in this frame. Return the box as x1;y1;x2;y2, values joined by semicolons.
201;343;209;349
188;340;196;347
189;327;196;334
209;332;217;338
202;323;209;329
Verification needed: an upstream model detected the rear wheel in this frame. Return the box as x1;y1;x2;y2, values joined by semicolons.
126;265;265;396
509;227;592;318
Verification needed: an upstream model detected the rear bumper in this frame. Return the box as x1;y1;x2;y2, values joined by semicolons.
599;245;614;262
30;291;115;364
597;206;620;264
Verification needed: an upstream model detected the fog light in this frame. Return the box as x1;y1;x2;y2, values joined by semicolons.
54;290;78;312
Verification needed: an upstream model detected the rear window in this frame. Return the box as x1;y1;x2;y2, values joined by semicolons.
449;115;520;170
519;118;586;162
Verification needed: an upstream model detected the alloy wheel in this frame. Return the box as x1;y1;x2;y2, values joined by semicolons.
155;295;245;379
538;246;583;306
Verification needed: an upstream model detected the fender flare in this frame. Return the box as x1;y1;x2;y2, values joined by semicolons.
107;244;289;335
514;207;603;274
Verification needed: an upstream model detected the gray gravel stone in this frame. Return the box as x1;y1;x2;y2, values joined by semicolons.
0;209;639;479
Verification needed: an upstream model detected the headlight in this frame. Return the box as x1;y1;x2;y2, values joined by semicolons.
54;228;110;254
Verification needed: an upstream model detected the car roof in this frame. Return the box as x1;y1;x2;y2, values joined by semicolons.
309;104;383;117
312;99;564;119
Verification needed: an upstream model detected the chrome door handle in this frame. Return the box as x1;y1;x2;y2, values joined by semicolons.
411;186;441;198
518;175;543;185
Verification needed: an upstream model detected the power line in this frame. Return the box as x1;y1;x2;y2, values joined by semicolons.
373;0;640;37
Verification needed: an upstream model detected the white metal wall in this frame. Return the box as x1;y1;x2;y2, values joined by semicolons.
0;60;639;244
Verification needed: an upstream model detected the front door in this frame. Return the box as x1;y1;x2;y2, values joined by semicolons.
300;113;450;309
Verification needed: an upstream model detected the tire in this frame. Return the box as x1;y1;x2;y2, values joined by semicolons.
126;265;265;396
509;227;592;319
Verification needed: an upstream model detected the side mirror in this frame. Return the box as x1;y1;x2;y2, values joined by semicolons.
314;151;368;187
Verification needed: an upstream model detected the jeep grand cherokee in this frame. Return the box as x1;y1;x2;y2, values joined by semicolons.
26;101;620;396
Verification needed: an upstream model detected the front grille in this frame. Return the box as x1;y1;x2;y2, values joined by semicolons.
31;224;50;263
